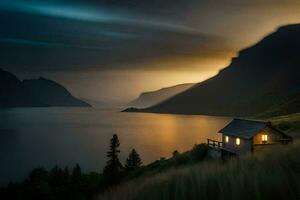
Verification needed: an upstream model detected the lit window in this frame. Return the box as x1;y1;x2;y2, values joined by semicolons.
236;138;240;145
262;134;268;143
225;136;229;143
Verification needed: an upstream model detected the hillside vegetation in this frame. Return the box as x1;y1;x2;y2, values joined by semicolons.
0;144;210;200
270;112;300;138
124;144;209;180
98;142;300;200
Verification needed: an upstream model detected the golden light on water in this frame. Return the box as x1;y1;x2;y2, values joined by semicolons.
115;112;230;161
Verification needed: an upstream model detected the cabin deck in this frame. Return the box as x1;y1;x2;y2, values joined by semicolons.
207;139;223;149
207;139;237;158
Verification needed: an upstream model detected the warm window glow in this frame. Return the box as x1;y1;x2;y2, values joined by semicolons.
262;134;268;142
236;138;240;145
225;136;229;143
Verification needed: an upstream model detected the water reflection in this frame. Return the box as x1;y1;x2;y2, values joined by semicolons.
0;108;231;184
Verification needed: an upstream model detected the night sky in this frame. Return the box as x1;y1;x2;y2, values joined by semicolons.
1;0;300;102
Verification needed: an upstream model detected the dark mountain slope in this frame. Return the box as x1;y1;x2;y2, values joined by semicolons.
0;69;24;107
0;69;90;107
133;24;300;116
22;78;90;107
128;83;194;108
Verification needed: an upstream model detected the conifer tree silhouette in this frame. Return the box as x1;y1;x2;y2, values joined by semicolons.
125;148;142;171
103;134;123;185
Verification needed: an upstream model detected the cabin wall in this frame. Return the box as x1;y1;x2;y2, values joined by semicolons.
222;135;252;156
253;128;283;144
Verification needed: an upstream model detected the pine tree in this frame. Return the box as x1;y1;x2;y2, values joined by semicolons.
72;164;82;178
125;149;142;171
49;166;64;186
103;134;123;185
71;164;82;185
63;167;70;185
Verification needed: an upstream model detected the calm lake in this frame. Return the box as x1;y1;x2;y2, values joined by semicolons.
0;107;231;184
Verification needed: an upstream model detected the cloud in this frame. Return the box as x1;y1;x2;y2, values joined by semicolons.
0;3;232;72
1;0;300;74
2;0;300;101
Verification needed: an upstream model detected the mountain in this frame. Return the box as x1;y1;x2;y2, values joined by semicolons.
0;69;90;107
0;69;24;107
128;83;195;108
125;24;300;117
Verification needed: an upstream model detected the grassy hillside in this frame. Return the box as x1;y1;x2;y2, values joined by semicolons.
124;144;209;180
0;144;210;200
98;142;300;200
270;113;300;138
255;94;300;118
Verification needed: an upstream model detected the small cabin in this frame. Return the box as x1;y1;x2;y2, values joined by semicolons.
208;119;293;156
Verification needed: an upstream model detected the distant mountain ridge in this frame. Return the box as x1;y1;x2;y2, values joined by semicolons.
128;83;194;108
125;23;300;117
0;69;90;107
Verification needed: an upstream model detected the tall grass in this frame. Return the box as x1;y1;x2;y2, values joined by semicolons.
98;142;300;200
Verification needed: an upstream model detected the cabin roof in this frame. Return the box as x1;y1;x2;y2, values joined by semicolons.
219;119;271;139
